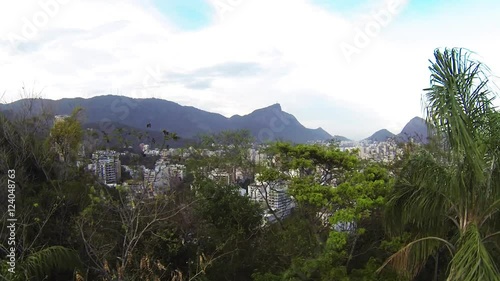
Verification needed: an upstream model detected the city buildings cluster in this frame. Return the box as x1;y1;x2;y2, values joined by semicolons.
338;140;400;163
80;138;407;224
89;150;122;186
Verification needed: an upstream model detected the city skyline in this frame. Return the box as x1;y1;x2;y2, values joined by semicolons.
1;0;499;139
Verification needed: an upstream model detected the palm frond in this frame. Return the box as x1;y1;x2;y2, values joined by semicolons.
377;236;454;279
424;48;494;182
386;150;454;235
18;246;82;281
385;48;500;280
448;224;500;281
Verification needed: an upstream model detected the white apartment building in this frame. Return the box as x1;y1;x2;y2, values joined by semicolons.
143;168;156;188
208;169;231;185
165;164;185;180
248;180;295;223
155;162;186;189
248;148;268;164
92;151;121;186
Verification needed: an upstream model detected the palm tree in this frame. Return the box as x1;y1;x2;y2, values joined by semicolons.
379;48;500;280
0;246;82;281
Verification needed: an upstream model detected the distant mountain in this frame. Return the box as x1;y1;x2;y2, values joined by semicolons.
363;117;429;144
397;117;429;143
332;135;351;142
0;95;333;144
228;103;332;143
365;129;395;142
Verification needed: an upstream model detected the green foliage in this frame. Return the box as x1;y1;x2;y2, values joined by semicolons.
265;142;359;181
448;224;498;281
383;48;500;280
252;142;397;280
0;105;95;281
4;49;498;281
192;180;263;280
46;107;84;163
252;272;282;281
188;130;255;180
1;246;81;281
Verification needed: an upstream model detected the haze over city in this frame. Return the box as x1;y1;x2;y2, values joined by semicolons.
1;0;499;139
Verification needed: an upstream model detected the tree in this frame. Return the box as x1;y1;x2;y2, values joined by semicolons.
0;102;89;281
77;185;195;280
46;107;84;164
187;130;256;191
254;142;397;280
381;48;500;280
190;180;263;281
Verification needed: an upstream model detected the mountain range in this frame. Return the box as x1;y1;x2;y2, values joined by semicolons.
0;95;333;143
364;117;429;143
0;95;429;144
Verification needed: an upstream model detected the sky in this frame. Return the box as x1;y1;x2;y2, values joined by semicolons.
1;0;499;140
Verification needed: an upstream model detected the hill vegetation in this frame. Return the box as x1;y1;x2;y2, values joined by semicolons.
0;48;499;281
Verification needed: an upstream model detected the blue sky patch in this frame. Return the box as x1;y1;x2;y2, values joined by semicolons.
310;0;369;13
152;0;213;30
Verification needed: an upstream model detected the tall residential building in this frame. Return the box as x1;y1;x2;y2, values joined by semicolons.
248;180;294;223
165;164;185;181
209;169;231;185
143;168;156;189
152;161;186;190
92;150;121;186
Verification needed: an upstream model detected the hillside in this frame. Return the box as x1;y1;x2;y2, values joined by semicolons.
0;95;333;144
397;116;429;143
365;129;395;142
332;135;351;141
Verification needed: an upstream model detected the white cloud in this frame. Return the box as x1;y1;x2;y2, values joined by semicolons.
0;0;499;140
